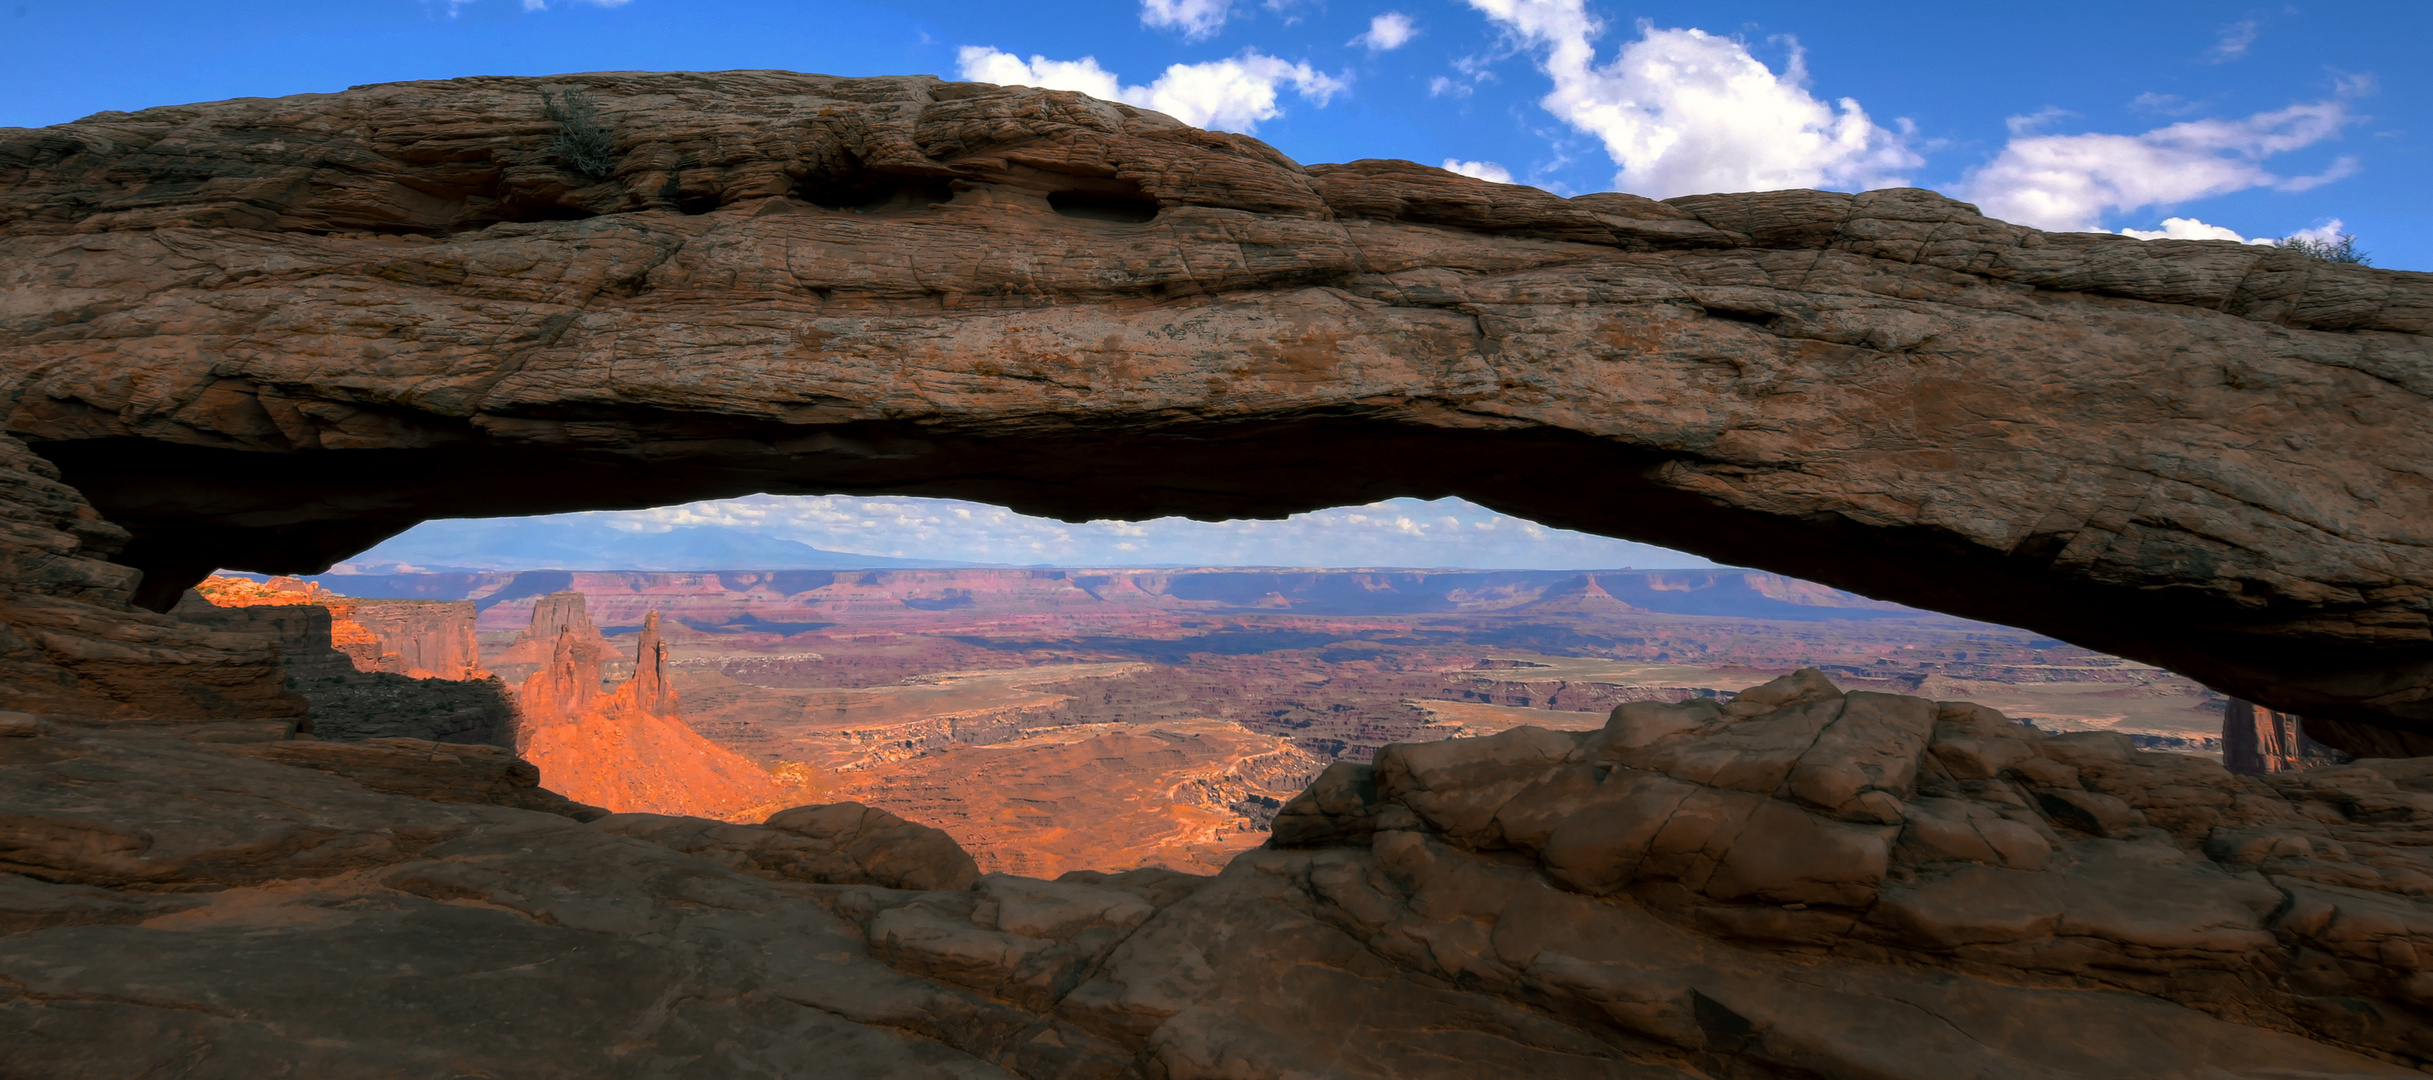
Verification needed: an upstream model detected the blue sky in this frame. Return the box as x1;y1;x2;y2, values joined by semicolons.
8;0;2420;569
6;0;2419;259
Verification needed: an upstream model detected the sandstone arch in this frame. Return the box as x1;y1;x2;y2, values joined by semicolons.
0;72;2427;735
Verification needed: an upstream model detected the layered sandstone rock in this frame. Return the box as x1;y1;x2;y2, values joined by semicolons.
5;670;2427;1077
189;573;485;680
0;74;2425;736
2223;698;2342;774
334;599;481;679
593;800;979;892
168;591;360;683
0;433;303;723
513;595;812;819
172;583;517;746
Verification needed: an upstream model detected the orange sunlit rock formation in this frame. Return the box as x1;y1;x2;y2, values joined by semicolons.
510;592;813;821
195;574;483;680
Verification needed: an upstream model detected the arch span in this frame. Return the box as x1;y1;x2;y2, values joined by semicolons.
1;73;2427;735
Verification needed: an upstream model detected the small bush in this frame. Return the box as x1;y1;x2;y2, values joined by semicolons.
2275;232;2372;266
541;87;617;180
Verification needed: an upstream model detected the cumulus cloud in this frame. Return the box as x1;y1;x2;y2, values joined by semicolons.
957;46;1345;133
954;48;1124;100
2281;218;2349;246
1141;0;1233;39
2207;20;2258;62
1353;12;1417;50
1459;3;1918;199
2116;217;2270;243
1955;100;2358;232
1442;158;1514;183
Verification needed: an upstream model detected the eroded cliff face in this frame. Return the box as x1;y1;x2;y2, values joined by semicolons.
0;73;2425;734
510;594;813;819
192;574;484;680
4;669;2426;1078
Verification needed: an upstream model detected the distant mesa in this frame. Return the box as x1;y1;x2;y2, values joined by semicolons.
177;574;515;746
269;567;1929;632
506;589;817;820
190;574;486;680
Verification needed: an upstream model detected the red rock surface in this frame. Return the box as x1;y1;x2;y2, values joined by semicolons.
512;597;815;820
0;74;2426;735
833;718;1323;877
0;434;303;723
0;73;2428;1075
4;670;2426;1077
193;574;484;680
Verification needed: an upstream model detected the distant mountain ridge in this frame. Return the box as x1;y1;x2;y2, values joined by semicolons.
255;568;1931;632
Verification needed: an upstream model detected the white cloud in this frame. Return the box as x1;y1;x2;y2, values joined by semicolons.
1442;158;1514;183
2282;218;2348;246
2207;20;2258;63
2005;107;2073;136
1428;75;1470;98
2116;217;2271;243
1141;0;1233;39
1143;55;1347;130
1352;12;1417;50
957;46;1345;133
954;47;1123;100
1461;3;1918;198
1955;100;2358;231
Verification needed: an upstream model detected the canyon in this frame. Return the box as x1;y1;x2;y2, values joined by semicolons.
194;565;2232;879
0;71;2428;1078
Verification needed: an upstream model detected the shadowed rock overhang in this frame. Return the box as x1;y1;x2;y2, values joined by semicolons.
0;71;2427;734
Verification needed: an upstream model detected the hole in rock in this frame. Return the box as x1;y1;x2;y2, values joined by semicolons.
1048;189;1160;223
497;202;602;223
178;490;2255;877
1701;304;1775;326
798;174;955;213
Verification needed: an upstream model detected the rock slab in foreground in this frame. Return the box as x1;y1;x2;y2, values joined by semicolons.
0;73;2427;731
4;671;2429;1077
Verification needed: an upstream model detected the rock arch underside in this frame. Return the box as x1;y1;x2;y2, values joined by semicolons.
1;73;2431;1078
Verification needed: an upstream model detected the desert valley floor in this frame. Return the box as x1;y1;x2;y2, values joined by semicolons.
235;566;2231;877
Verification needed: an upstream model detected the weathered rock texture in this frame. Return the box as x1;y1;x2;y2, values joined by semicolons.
6;671;2430;1077
0;433;303;723
334;598;481;678
189;574;481;679
0;74;2426;734
2224;698;2342;775
170;583;518;746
